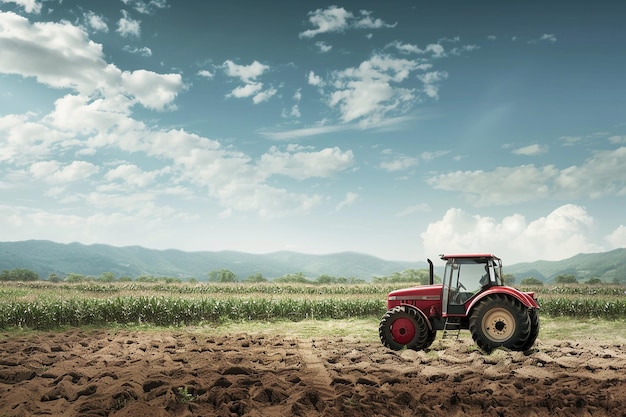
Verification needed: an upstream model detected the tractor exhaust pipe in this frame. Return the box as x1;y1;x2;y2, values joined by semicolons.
427;258;433;285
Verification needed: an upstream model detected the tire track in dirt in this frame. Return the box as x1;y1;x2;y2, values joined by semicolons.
296;338;335;398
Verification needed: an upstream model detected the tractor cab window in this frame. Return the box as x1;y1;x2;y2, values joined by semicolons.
443;258;500;314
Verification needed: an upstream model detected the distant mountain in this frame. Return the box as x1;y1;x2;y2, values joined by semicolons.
505;248;626;283
0;240;427;281
1;240;624;283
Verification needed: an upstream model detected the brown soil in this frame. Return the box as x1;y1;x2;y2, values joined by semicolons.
0;329;625;417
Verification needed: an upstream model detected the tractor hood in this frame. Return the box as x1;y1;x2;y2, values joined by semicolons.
387;284;443;302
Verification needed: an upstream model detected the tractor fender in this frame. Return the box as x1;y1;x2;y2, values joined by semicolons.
398;304;433;331
467;286;539;313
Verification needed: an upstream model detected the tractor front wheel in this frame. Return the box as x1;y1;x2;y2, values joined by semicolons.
379;306;430;351
469;294;532;353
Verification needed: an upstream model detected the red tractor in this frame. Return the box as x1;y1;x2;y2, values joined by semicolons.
379;254;540;353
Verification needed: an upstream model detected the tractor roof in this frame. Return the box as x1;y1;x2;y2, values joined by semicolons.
440;253;500;260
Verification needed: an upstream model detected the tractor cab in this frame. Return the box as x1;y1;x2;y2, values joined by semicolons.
441;254;502;315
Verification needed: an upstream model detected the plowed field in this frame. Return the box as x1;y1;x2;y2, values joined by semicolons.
1;329;625;416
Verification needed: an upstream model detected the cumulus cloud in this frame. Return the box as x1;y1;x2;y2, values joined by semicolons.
326;54;427;125
427;147;626;205
258;145;354;180
121;0;168;15
387;41;446;57
117;10;141;37
336;192;358;211
104;164;159;188
84;11;108;33
307;71;324;87
299;5;395;38
0;0;41;13
315;41;332;53
529;33;557;44
197;69;214;79
512;144;549;156
379;155;418;172
222;60;276;104
0;11;356;222
0;12;182;110
29;160;100;183
606;225;626;248
123;45;152;56
421;204;604;263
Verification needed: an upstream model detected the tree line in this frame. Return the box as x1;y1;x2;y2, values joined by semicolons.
0;268;618;285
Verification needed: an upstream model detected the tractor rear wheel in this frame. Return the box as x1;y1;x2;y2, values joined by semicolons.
519;308;540;351
379;306;430;351
469;294;531;353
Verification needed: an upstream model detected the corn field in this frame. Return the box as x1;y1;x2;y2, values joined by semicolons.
0;282;624;330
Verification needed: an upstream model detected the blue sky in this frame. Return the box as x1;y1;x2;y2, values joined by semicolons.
1;0;625;265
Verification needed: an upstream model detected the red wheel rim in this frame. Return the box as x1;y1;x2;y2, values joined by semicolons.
391;317;415;345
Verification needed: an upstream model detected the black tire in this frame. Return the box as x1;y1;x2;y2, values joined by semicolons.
519;308;540;351
469;294;532;353
424;329;437;349
379;306;430;351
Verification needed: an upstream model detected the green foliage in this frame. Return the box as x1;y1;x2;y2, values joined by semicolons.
48;273;61;283
520;277;544;286
0;268;39;282
372;269;433;284
98;272;116;282
245;273;267;283
553;274;578;284
208;269;238;283
64;273;86;283
0;294;386;329
0;280;625;330
502;273;515;285
273;272;309;284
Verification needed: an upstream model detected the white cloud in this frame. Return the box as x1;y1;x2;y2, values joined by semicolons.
308;71;324;87
354;10;397;29
421;204;604;263
336;192;358;211
252;87;277;104
229;82;263;98
0;12;356;221
121;0;168;15
418;70;448;99
0;12;183;110
104;164;158;188
427;147;626;205
529;33;557;44
0;0;41;13
387;41;446;57
258;146;354;180
299;5;395;38
512;144;549;156
120;70;182;110
197;69;214;79
606;225;626;248
84;11;108;33
223;60;269;83
223;60;275;103
117;10;141;38
30;160;100;183
315;41;332;53
123;45;152;56
379;155;418;172
609;135;626;144
327;54;423;125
